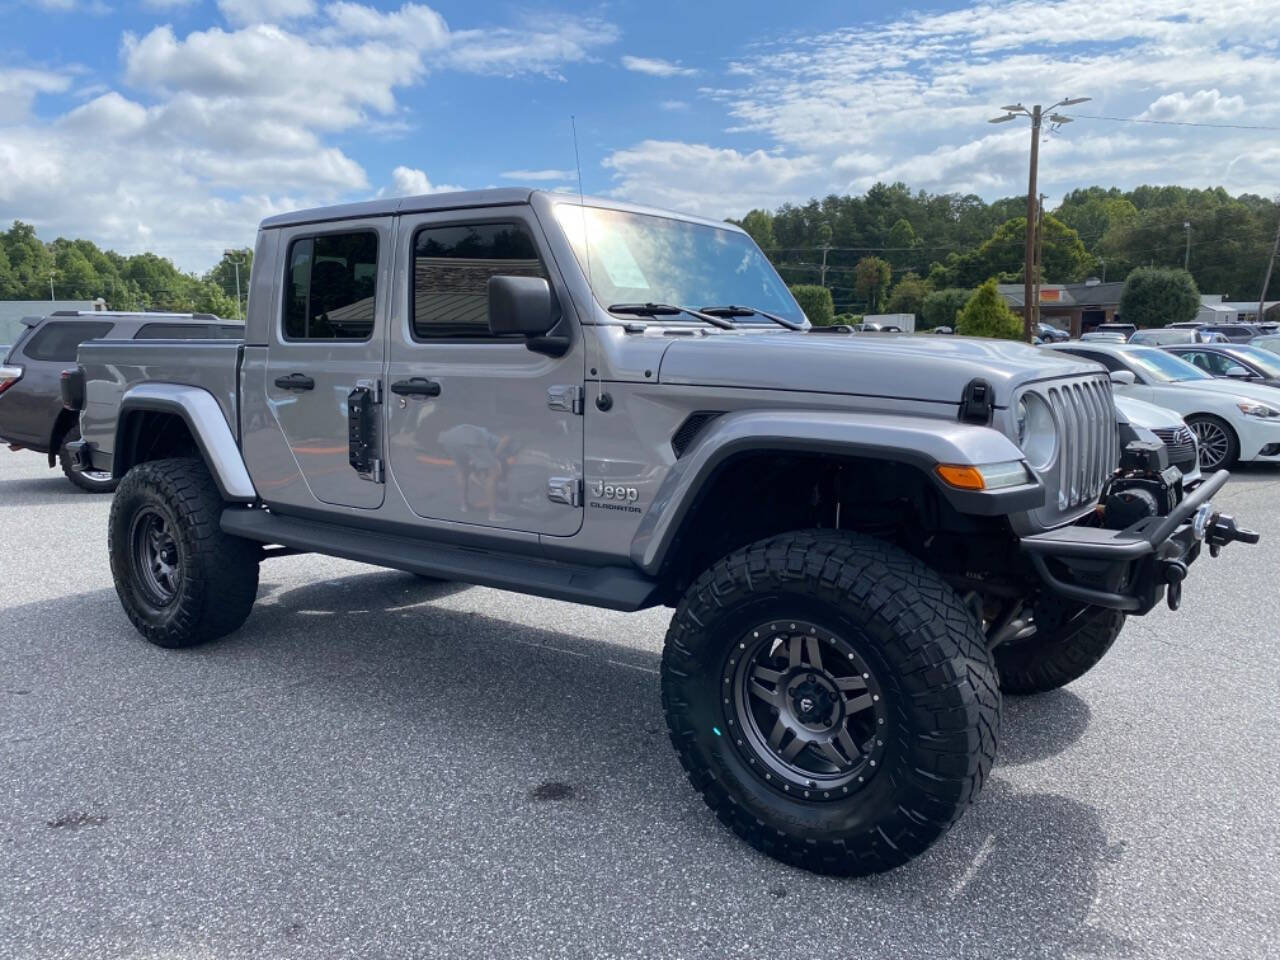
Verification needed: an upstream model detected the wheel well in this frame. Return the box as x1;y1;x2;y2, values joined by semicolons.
114;409;200;478
657;451;1015;601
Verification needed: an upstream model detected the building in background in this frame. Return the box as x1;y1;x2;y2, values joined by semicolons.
999;280;1124;337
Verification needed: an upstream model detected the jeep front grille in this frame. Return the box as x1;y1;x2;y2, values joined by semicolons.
1044;377;1118;510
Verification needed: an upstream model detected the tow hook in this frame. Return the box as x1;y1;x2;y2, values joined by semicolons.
1205;512;1260;558
1163;559;1188;611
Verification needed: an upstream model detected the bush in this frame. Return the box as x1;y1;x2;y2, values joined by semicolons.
886;272;930;320
921;288;972;330
833;313;863;326
1118;267;1200;328
789;284;835;325
956;278;1024;340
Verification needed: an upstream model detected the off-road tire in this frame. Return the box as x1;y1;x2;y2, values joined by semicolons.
109;458;260;648
661;530;1000;876
994;606;1125;695
59;428;117;493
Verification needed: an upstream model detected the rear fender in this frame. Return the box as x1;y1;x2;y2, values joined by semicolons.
116;384;256;502
628;409;1038;575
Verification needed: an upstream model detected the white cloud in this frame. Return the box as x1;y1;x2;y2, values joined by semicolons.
659;99;689;111
500;169;574;181
621;55;697;78
216;0;316;27
604;141;820;216
0;4;618;270
1141;88;1247;121
609;0;1280;219
143;0;198;9
387;166;463;196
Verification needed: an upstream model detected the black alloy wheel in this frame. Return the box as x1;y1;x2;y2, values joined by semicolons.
130;507;182;607
726;620;887;800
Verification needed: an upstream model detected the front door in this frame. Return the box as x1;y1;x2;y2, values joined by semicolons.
263;218;390;509
385;209;584;536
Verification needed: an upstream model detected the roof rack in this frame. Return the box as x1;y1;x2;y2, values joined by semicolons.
48;310;223;321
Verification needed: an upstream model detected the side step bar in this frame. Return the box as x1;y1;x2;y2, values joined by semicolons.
220;507;662;613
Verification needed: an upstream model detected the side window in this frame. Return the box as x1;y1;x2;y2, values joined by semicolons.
135;323;245;340
21;321;115;361
283;231;378;340
411;221;547;340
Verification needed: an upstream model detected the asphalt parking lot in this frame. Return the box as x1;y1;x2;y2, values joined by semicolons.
2;451;1279;960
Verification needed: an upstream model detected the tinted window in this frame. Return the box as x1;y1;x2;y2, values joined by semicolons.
284;232;378;340
411;222;547;339
135;323;245;340
1063;348;1125;372
21;321;115;361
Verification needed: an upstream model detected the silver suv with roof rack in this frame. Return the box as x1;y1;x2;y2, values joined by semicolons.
65;188;1256;875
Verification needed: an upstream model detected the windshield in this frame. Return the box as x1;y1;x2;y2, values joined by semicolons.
1124;346;1212;383
1225;345;1280;378
554;204;805;325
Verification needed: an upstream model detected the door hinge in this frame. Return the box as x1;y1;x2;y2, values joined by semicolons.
349;378;384;483
547;476;582;507
548;384;584;415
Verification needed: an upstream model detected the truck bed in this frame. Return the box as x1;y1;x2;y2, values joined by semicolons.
77;339;243;467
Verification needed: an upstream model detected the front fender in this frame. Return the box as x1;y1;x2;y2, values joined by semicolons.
628;409;1040;575
116;384;257;501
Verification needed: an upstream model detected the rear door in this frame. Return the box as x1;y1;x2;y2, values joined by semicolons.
261;219;390;509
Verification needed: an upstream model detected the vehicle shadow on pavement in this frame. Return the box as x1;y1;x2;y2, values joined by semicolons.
998;689;1092;766
2;570;1133;959
0;474;105;507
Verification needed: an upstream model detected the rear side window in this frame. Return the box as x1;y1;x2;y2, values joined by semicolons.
411;222;547;340
21;321;115;361
283;231;378;340
135;323;245;340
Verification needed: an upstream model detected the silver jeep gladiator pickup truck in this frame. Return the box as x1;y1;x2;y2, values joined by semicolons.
66;188;1256;875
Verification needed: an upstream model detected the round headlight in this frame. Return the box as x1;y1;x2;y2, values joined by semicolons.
1015;392;1056;471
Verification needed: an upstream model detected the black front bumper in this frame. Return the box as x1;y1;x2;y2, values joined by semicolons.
1020;471;1255;614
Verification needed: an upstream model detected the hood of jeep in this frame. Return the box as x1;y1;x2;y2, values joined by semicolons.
657;333;1103;406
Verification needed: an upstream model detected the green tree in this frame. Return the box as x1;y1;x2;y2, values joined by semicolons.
929;215;1093;289
205;248;254;319
854;256;891;312
920;288;972;330
885;217;918;270
956;278;1023;339
885;272;929;319
789;283;835;325
1118;267;1200;328
738;210;777;254
2;221;56;298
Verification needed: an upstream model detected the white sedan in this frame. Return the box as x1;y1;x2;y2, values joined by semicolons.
1047;342;1280;470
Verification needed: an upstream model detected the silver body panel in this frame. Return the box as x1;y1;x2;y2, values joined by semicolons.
75;188;1123;583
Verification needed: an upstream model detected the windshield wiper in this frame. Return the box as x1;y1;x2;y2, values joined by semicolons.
699;304;805;331
607;302;736;330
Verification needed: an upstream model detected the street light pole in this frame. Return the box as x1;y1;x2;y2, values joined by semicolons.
989;96;1090;342
224;249;244;322
1184;221;1192;271
1259;214;1280;325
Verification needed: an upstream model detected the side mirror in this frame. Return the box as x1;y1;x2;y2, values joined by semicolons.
488;275;557;336
1224;364;1250;378
1109;370;1137;386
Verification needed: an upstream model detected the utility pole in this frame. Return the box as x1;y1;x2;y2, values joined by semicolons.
1259;214;1280;324
1033;192;1046;330
989;97;1089;342
819;242;831;289
49;273;55;301
224;249;245;321
1183;221;1192;271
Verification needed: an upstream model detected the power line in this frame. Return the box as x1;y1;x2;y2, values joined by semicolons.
1068;113;1280;132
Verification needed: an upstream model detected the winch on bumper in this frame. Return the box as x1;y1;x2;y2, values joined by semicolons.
1020;466;1258;615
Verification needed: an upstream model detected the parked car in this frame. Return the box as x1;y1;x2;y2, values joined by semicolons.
1113;394;1201;485
931;325;954;334
1189;323;1265;343
1048;341;1280;470
1036;322;1069;342
0;311;242;491
1129;328;1223;346
1249;334;1280;356
1162;343;1280;389
1080;331;1129;343
62;188;1255;876
1092;322;1137;338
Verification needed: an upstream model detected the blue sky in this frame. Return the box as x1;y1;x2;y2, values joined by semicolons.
2;0;1278;271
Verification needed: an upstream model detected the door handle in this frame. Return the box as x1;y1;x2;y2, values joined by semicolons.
274;373;315;391
390;378;441;398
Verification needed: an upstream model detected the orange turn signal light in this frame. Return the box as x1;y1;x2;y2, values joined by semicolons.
935;464;986;491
